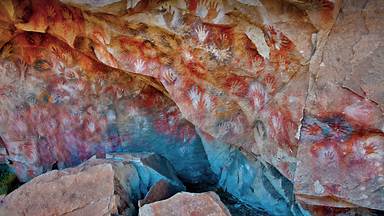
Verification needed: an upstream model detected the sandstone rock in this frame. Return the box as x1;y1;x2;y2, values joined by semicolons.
300;202;383;216
0;33;213;184
138;192;231;216
294;0;384;210
138;179;181;207
0;0;382;213
0;0;316;183
0;152;185;216
0;162;124;216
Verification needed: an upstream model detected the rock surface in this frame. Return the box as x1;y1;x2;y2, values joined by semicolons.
0;33;213;184
0;152;185;216
138;192;231;216
295;0;384;210
0;162;124;216
138;179;181;207
0;0;382;214
199;129;309;216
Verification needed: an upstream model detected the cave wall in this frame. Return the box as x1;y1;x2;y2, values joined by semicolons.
0;0;382;213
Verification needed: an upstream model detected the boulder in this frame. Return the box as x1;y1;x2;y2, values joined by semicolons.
0;162;125;216
0;152;185;216
138;179;181;207
138;192;231;216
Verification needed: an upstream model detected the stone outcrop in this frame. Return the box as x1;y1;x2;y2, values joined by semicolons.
0;153;185;216
0;0;382;214
138;192;231;216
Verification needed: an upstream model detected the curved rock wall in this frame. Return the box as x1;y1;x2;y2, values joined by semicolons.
0;32;213;184
0;0;382;213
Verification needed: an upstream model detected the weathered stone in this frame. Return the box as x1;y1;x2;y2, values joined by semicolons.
300;202;383;216
138;192;231;216
0;162;124;216
199;130;309;216
294;0;384;210
104;152;186;193
0;0;382;213
0;152;185;216
138;179;181;207
0;33;213;184
0;0;314;183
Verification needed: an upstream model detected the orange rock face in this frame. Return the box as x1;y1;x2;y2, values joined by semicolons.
0;0;383;213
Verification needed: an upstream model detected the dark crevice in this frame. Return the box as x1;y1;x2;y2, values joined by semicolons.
0;164;22;195
51;161;59;170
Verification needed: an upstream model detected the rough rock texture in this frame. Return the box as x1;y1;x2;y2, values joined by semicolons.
0;0;315;183
0;32;213;183
295;0;384;210
0;152;185;216
299;203;383;216
138;192;231;216
138;179;181;207
0;0;382;214
1;162;125;216
199;129;309;216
